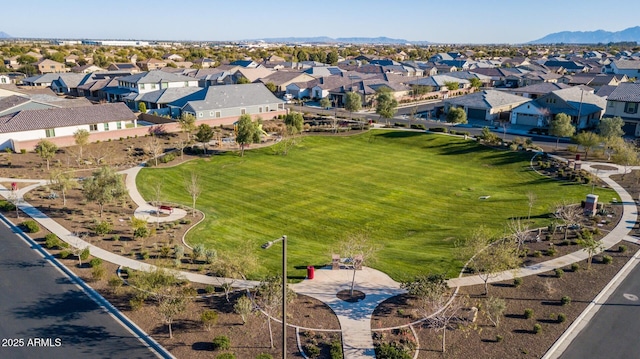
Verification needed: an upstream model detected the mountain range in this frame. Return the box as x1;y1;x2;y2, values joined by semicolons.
0;32;12;38
529;26;640;44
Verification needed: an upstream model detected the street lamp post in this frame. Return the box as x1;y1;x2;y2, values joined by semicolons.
262;235;287;359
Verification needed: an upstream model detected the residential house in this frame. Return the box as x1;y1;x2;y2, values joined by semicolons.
603;59;640;78
4;56;20;69
116;70;200;110
258;71;315;93
0;103;137;151
508;82;570;99
50;73;93;96
71;64;107;73
443;90;529;122
511;86;606;129
137;58;168;71
35;59;69;74
64;54;79;64
229;59;259;68
406;74;471;92
176;83;285;121
0;75;10;85
107;63;141;73
22;73;84;88
521;72;562;86
193;58;216;68
603;82;640;136
162;53;184;62
0;95;57;116
559;73;628;90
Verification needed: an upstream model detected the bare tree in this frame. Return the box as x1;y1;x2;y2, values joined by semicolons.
8;190;21;218
554;201;583;241
174;137;189;160
337;231;379;297
484;296;506;327
213;249;257;302
507;217;530;252
527;191;537;221
49;169;76;206
185;172;201;217
73;129;90;159
255;276;295;349
578;230;603;270
155;285;192;338
151;182;163;227
466;227;521;295
146;134;164;167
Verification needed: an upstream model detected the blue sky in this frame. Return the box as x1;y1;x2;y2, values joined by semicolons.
3;0;640;44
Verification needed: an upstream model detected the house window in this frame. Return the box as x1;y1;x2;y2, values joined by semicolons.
0;78;6;84
241;108;246;115
215;111;221;118
266;106;269;111
89;124;98;131
140;84;145;90
151;84;157;89
184;82;189;87
625;102;638;114
259;107;263;113
210;111;214;116
116;121;122;130
608;101;614;108
45;129;55;138
104;123;109;131
198;112;203;118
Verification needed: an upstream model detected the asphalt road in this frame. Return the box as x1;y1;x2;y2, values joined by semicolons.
0;218;160;359
558;257;640;359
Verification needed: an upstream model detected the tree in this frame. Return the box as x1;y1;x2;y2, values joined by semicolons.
337;232;379;297
73;129;90;159
255;276;295;349
177;113;196;142
507;217;530;253
573;131;601;160
344;91;362;121
469;77;482;90
283;112;304;134
155;282;191;338
578;231;603;270
235;114;261;157
83;166;128;217
35;140;58;170
319;97;331;109
326;51;339;65
265;82;277;93
49;169;76;206
146;134;164;166
185;171;201;217
598;116;625;139
376;90;398;127
446;107;467;124
549;113;575;150
444;81;459;91
195;123;214;155
554;201;583;241
191;243;205;264
527;191;537;221
213;247;257;302
484;296;506;327
612;139;639;177
138;102;147;113
466;227;521;295
234;295;253;324
236;76;250;84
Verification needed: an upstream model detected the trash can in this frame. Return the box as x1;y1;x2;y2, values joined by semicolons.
307;266;315;280
575;154;580;161
11;182;17;191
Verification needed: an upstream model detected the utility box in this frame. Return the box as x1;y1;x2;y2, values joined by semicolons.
307;266;315;280
585;194;598;216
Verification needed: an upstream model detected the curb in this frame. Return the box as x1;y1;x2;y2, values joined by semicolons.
0;213;176;359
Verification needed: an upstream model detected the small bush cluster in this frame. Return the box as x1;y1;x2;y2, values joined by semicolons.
212;335;231;351
513;277;523;287
602;255;613;264
533;323;542;334
21;220;40;233
554;268;564;278
429;127;448;133
159;153;176;164
0;200;16;211
524;308;534;319
93;220;113;235
410;124;426;130
561;296;572;306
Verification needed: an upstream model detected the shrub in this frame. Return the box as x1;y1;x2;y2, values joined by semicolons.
45;233;61;249
94;220;113;235
561;296;571;306
59;250;71;259
21;220;40;233
112;234;120;242
133;227;149;239
305;344;320;358
533;250;543;258
330;340;343;359
496;335;504;342
201;310;219;331
0;200;16;211
533;323;542;334
546;247;557;256
256;354;273;359
91;265;105;280
129;297;144;311
205;285;215;294
619;245;628;253
108;276;123;292
524;308;534;319
558;313;567;323
554;268;564;278
375;343;411;359
429;127;448;133
602;255;613;264
410;124;426;130
89;258;102;268
20;149;26;154
571;263;580;272
212;335;231;351
513;277;523;287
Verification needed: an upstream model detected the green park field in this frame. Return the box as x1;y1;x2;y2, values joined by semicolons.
137;131;616;282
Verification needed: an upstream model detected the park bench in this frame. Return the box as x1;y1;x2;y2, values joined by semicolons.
159;205;173;214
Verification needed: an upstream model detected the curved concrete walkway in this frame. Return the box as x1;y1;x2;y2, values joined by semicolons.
2;158;639;359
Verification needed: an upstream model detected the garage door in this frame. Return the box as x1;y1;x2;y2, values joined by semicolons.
467;108;487;120
515;113;538;126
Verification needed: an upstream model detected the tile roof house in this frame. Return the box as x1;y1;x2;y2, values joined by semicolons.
136;58;168;71
117;70;200;110
257;71;315;92
176;83;285;120
107;63;141;73
443;90;529;122
603;59;640;78
35;59;69;74
603;82;640;136
0;102;137;151
0;95;57;116
507;82;570;99
511;86;606;129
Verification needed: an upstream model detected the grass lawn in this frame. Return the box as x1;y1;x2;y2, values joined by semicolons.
137;130;616;282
